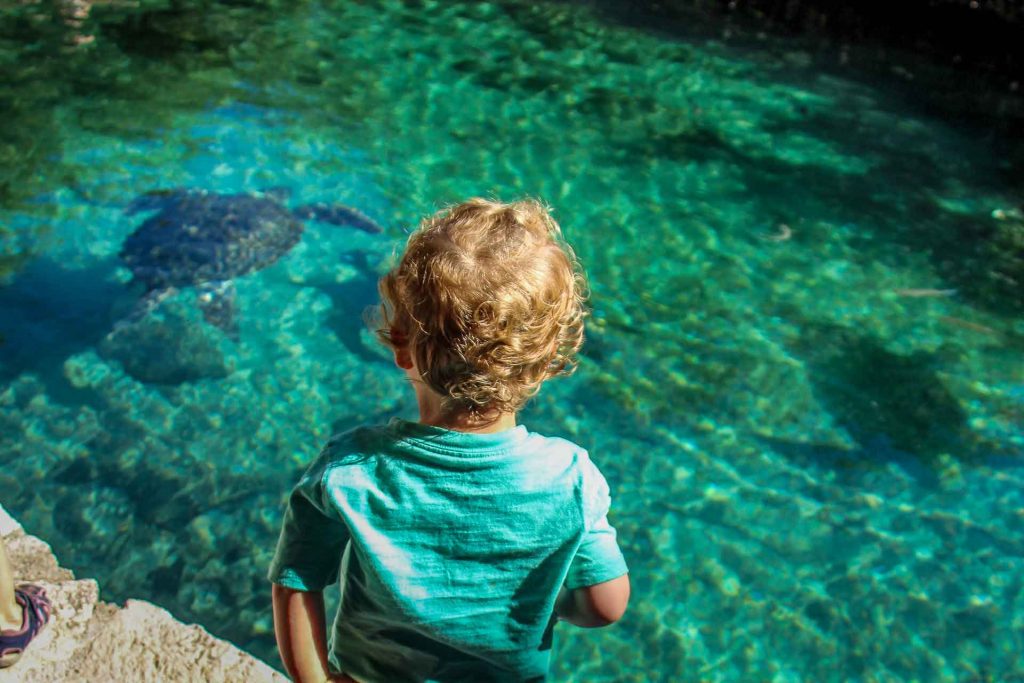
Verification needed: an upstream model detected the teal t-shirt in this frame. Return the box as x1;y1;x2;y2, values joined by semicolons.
268;418;628;683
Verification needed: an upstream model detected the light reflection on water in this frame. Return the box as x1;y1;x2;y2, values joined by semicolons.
0;1;1022;679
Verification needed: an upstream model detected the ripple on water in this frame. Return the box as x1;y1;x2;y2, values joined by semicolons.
0;0;1022;679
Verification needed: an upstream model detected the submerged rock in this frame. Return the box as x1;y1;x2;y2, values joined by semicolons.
98;302;234;385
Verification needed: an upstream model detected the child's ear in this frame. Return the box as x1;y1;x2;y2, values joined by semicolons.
394;346;414;370
391;328;414;370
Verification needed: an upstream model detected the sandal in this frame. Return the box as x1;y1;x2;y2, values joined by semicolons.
0;584;51;668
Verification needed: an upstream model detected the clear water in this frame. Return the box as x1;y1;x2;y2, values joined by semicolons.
2;1;1022;680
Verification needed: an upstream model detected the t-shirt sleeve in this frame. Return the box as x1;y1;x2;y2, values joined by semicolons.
565;452;629;590
267;443;351;591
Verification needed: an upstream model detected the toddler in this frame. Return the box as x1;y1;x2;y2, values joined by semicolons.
269;198;630;682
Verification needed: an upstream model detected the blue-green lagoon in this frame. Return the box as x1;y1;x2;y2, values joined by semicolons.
1;1;1022;680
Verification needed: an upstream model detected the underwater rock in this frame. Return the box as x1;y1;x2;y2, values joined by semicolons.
63;351;113;389
53;485;134;552
98;301;234;385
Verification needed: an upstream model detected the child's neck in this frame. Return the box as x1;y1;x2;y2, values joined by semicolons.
414;387;517;434
423;411;517;434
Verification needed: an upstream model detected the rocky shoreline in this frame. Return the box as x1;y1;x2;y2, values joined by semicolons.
0;504;286;683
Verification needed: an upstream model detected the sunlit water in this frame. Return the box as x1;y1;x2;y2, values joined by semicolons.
1;1;1022;680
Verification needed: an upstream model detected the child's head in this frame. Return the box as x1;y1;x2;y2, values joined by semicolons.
377;198;587;418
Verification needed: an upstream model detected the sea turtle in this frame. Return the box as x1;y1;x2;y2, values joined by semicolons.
117;187;383;340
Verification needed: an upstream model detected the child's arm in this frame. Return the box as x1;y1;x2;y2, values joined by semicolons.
272;585;356;683
268;441;355;682
555;573;630;628
560;452;630;627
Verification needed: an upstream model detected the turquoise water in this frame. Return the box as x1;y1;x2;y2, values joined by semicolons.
2;1;1023;680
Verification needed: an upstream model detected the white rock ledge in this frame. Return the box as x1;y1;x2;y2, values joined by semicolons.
0;504;287;683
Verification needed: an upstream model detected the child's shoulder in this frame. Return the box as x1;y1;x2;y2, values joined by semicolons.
318;422;396;464
520;431;614;522
519;430;607;481
523;429;590;460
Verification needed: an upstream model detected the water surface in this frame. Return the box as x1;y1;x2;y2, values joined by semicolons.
1;1;1022;680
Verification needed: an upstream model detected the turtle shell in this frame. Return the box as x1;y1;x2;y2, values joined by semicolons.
120;191;304;289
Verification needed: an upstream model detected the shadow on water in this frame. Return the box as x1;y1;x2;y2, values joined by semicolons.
0;7;67;208
100;3;252;62
674;110;1024;317
571;0;1024;126
316;251;388;366
0;256;123;399
780;317;1018;469
483;2;1024;318
752;106;1024;316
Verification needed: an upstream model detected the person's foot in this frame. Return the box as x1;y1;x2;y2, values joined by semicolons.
0;585;51;668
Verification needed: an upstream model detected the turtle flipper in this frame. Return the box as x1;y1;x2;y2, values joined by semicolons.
125;287;177;324
196;280;239;341
292;203;384;233
109;287;178;337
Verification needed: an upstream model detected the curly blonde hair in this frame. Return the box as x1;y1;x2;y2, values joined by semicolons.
376;198;587;416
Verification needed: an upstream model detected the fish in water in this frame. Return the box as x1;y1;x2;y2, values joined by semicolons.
938;316;999;337
893;288;958;298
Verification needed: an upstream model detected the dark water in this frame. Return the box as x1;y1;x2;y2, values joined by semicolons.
1;1;1022;680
